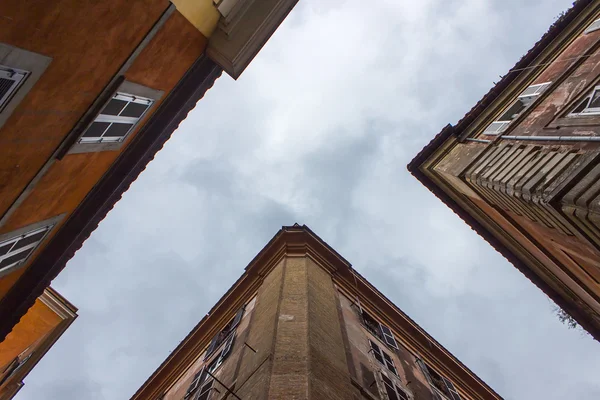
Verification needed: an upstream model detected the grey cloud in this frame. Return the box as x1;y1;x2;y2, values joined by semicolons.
17;1;600;399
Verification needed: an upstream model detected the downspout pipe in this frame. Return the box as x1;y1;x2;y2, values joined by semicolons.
501;135;600;142
464;138;492;144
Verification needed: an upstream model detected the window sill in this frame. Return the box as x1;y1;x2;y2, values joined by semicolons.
548;115;600;128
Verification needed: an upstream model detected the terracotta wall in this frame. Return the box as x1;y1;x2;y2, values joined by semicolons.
337;290;441;400
0;1;208;299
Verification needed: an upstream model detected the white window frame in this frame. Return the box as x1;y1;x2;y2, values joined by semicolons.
0;65;29;112
585;18;600;34
360;309;399;350
416;359;461;400
381;373;410;400
185;333;235;399
0;44;52;131
369;340;398;376
194;378;214;400
482;82;552;135
380;324;399;349
568;84;600;116
0;224;53;274
69;80;163;154
79;92;154;144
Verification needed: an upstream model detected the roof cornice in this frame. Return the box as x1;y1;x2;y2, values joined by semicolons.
132;225;501;399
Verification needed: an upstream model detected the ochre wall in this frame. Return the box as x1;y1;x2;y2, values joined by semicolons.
0;2;208;299
171;0;220;37
0;298;60;369
0;0;171;216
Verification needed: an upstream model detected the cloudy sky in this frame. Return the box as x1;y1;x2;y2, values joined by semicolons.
18;0;600;399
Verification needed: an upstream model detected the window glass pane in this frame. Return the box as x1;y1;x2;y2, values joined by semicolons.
0;241;14;256
0;248;33;270
382;352;393;364
386;386;399;400
197;381;213;400
101;99;128;116
387;363;396;375
395;386;408;400
120;102;150;118
498;99;527;121
370;342;384;364
385;361;397;375
519;86;538;97
381;324;393;338
381;324;398;348
0;77;16;103
11;230;47;252
588;90;600;109
103;123;134;138
571;97;590;114
483;121;507;134
0;66;28;111
83;122;110;138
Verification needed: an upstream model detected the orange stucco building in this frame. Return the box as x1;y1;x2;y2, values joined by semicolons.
0;0;298;341
132;225;502;400
0;287;76;399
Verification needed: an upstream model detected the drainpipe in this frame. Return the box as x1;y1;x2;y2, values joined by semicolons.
500;135;600;142
464;138;492;144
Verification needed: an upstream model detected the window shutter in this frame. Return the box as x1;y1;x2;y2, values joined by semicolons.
204;334;221;360
416;359;442;400
442;376;462;400
220;333;236;359
0;67;28;112
231;306;245;329
380;324;399;349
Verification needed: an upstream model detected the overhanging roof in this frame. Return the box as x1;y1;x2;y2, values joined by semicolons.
131;224;502;400
408;0;593;171
407;0;600;340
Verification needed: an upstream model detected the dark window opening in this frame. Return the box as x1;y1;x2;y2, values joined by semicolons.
381;374;409;400
0;65;29;113
204;306;244;360
417;360;461;400
369;340;397;376
568;85;600;116
361;310;383;339
360;309;399;349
